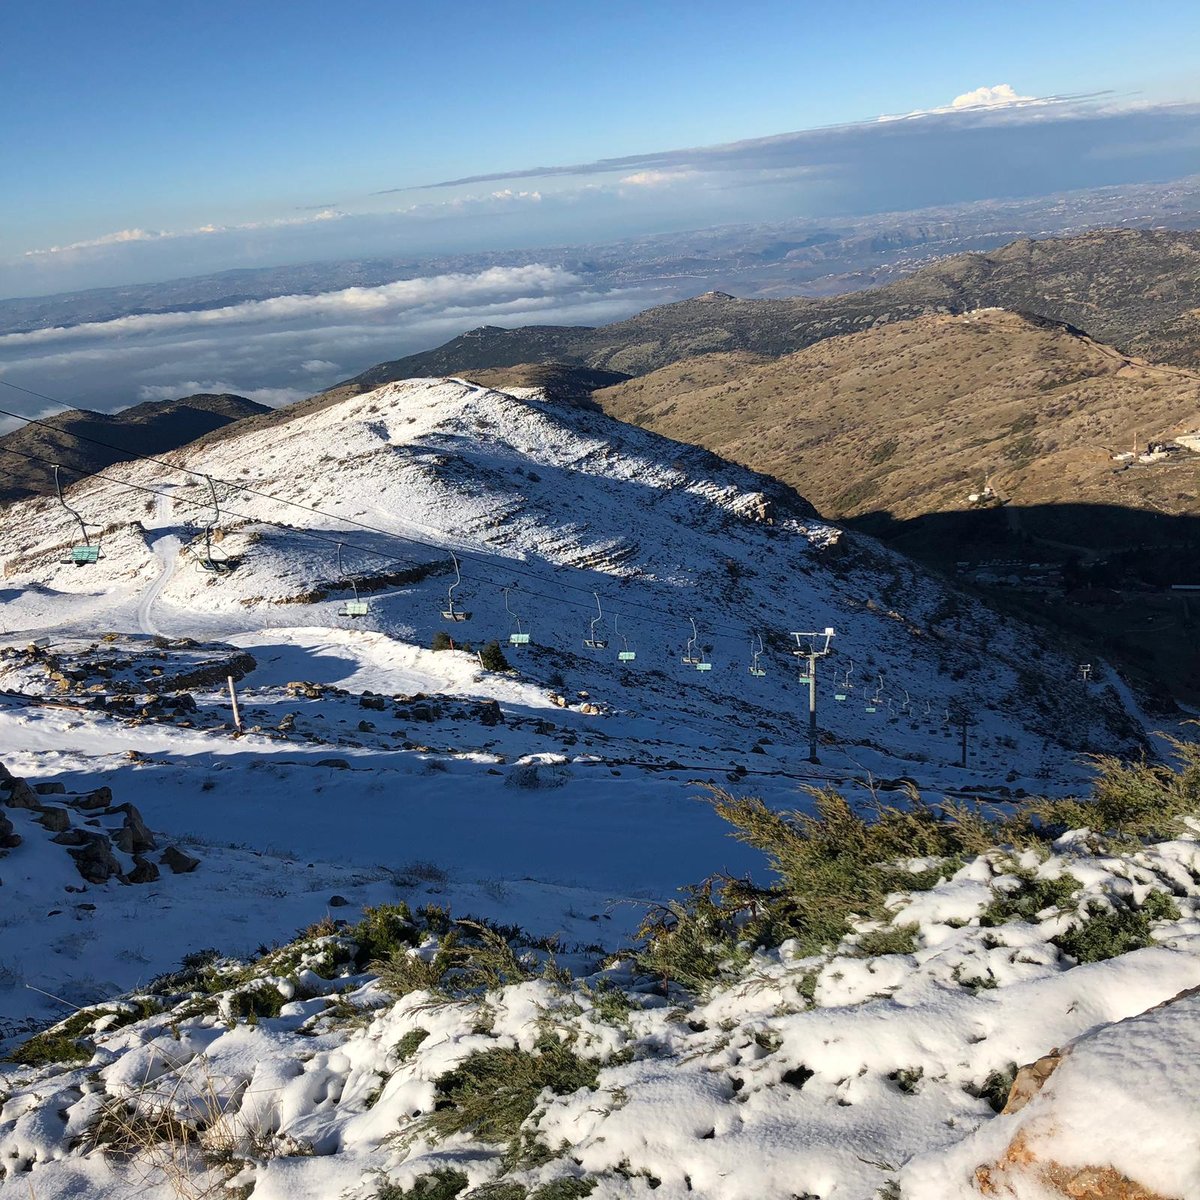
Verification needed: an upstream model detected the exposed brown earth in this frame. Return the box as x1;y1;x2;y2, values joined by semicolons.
593;309;1200;528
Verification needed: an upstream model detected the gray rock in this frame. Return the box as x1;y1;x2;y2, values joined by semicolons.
128;856;160;884
2;777;43;810
69;833;124;884
36;806;72;833
328;894;349;907
0;811;20;850
316;758;350;770
33;782;66;795
112;804;156;854
73;786;113;811
160;845;200;874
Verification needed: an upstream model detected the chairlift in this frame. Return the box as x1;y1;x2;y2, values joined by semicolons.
440;551;471;621
583;592;608;649
682;618;711;670
504;588;530;646
194;476;234;573
748;633;766;677
834;658;854;701
865;675;883;714
336;543;369;618
53;465;102;567
899;689;912;717
614;615;636;662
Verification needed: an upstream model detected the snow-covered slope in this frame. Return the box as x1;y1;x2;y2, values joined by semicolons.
0;377;1194;1199
0;377;1145;1031
0;376;1140;775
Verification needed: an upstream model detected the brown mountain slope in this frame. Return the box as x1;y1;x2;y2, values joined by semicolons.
594;309;1200;530
0;394;269;504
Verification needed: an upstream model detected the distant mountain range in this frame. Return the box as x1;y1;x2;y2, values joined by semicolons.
0;394;268;504
326;229;1200;389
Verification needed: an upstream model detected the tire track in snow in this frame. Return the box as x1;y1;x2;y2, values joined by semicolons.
137;486;181;638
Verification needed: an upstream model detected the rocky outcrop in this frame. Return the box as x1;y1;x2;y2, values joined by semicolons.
0;759;195;884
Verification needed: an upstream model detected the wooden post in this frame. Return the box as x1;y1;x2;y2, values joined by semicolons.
227;675;243;732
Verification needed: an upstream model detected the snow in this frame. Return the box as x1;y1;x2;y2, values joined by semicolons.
0;375;1195;1198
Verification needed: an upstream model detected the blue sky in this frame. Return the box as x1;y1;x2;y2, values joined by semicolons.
2;0;1199;295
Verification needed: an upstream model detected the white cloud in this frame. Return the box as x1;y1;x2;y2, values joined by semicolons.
25;228;166;256
619;169;699;188
880;83;1043;122
951;83;1034;109
23;210;344;258
0;265;582;347
300;359;339;373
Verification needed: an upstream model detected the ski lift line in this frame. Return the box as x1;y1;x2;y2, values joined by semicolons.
0;429;760;640
11;442;749;637
0;392;770;630
3;441;977;719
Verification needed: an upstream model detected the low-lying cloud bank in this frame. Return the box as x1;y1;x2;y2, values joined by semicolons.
0;265;663;419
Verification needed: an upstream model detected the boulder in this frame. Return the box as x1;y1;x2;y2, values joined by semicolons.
159;845;200;874
36;806;72;834
128;855;160;884
69;833;124;884
112;804;156;854
2;777;43;810
477;700;503;727
73;786;113;811
505;761;571;790
0;811;20;850
33;782;66;795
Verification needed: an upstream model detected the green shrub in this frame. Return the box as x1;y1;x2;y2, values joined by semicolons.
854;924;919;957
1141;890;1182;921
394;1028;430;1062
980;874;1080;927
1054;903;1152;963
377;1169;469;1200
530;1182;595;1200
427;1038;598;1146
479;640;511;672
972;1063;1018;1113
352;903;419;965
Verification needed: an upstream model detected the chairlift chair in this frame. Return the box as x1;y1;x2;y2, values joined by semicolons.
195;475;235;574
583;592;608;649
682;618;711;670
336;544;369;618
504;588;530;645
614;615;635;661
748;633;766;677
834;658;854;701
53;465;102;567
440;552;471;621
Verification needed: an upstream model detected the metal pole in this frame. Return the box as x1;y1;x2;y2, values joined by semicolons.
227;675;243;732
808;652;818;763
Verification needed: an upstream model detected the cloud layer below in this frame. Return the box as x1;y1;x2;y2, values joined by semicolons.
0;264;662;420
